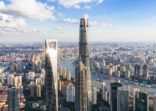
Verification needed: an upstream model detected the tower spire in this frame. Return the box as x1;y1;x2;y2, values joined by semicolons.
79;16;90;67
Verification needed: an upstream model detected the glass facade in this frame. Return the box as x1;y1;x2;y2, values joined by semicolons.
45;39;58;111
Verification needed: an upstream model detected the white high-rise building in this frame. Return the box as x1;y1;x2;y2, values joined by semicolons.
92;87;97;105
66;70;71;81
26;71;35;80
8;74;14;86
14;75;22;88
36;85;42;97
0;69;3;86
36;78;41;85
40;73;45;86
62;68;67;79
8;74;22;89
102;82;108;102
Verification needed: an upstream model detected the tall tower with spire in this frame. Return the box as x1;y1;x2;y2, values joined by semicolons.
79;16;90;67
75;16;92;111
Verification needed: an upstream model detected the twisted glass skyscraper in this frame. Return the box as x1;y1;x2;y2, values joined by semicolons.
75;16;92;111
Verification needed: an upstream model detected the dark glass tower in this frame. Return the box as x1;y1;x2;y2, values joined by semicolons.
75;16;92;111
134;64;140;77
45;39;58;111
110;82;122;111
135;91;148;111
143;64;148;78
117;87;129;111
8;88;20;111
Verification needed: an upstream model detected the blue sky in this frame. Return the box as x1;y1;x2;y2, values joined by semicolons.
0;0;156;43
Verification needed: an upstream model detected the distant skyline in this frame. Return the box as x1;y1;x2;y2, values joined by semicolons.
0;0;156;43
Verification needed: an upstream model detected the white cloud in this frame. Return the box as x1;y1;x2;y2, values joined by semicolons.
84;5;92;9
57;12;64;17
0;1;5;9
61;17;112;28
90;20;112;27
58;0;104;8
74;5;81;9
55;26;63;31
62;18;79;24
0;12;38;35
97;0;104;4
0;0;55;21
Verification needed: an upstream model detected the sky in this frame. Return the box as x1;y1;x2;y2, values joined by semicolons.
0;0;156;43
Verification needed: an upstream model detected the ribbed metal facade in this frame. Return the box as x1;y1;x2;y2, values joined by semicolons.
75;17;92;111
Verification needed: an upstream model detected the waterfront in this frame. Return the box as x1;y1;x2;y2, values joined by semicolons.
60;57;156;94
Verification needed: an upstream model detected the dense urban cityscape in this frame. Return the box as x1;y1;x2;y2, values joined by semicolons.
0;0;156;111
0;16;156;111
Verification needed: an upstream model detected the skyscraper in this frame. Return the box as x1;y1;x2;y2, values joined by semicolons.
8;88;20;111
143;64;149;79
92;87;97;105
0;69;3;86
75;16;92;111
110;82;122;111
134;64;140;77
102;82;108;102
45;39;58;111
153;99;156;111
117;87;129;111
66;85;75;102
134;90;148;111
75;62;90;111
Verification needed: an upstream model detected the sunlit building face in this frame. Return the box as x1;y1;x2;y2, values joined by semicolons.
45;39;58;111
